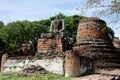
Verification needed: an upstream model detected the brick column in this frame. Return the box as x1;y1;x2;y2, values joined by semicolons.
1;53;8;72
65;51;80;77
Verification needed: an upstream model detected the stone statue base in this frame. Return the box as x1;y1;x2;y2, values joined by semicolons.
40;32;64;39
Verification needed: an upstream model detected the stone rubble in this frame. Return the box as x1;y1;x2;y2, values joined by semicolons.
23;65;48;74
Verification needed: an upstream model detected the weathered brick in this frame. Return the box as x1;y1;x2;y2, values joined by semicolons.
77;17;109;43
1;53;8;72
76;17;120;71
65;51;80;77
37;38;63;53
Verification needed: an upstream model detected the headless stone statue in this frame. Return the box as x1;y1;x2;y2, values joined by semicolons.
50;20;65;37
41;19;65;38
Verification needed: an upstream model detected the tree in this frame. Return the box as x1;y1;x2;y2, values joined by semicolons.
107;27;115;39
64;15;85;38
0;20;49;52
0;38;5;53
0;21;4;29
49;12;65;20
30;20;50;51
77;0;120;29
86;0;120;13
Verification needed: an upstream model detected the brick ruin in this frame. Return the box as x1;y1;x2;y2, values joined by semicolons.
36;17;120;77
0;42;35;72
37;19;67;58
65;17;120;77
76;17;120;70
0;19;67;72
1;17;120;79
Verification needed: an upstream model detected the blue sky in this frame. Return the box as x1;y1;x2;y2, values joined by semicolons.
0;0;120;38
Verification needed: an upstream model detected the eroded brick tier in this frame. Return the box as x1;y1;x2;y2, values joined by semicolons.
77;17;110;43
76;17;120;70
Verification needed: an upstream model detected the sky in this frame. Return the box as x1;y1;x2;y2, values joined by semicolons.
0;0;120;38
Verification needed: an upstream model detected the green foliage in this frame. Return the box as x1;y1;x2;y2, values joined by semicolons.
107;27;115;39
0;21;4;29
0;38;5;53
64;15;85;38
49;12;65;20
0;20;49;52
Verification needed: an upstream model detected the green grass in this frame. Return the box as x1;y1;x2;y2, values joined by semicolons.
0;72;70;80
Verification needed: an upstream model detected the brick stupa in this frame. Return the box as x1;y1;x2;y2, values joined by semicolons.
65;17;120;77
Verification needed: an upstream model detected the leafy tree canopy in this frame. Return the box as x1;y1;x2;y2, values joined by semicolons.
0;20;49;52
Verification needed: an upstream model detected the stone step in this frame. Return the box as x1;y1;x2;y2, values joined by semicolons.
97;63;120;68
78;39;112;45
99;69;120;76
98;59;120;63
86;48;116;53
78;42;112;45
91;45;114;48
72;74;120;80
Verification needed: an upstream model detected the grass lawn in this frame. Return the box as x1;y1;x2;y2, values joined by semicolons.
0;72;70;80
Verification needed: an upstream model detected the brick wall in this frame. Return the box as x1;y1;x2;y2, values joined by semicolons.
1;56;64;74
37;38;63;53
